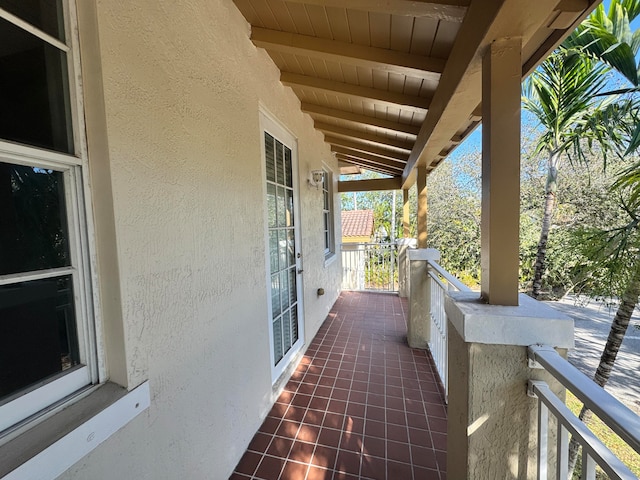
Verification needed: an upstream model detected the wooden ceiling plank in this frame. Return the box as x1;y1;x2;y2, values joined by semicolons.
334;154;403;174
334;152;404;171
390;15;415;52
316;122;414;151
251;27;445;79
330;142;409;163
301;103;421;135
281;72;431;113
283;0;468;22
338;177;403;193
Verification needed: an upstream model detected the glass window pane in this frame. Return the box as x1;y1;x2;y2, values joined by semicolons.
278;230;287;273
264;133;275;182
275;140;285;185
0;162;70;275
284;147;292;188
280;270;289;310
282;309;291;354
0;275;79;401
0;18;73;154
286;189;294;227
271;274;281;319
272;317;283;365
288;267;296;305
0;0;65;40
277;186;286;228
267;183;276;228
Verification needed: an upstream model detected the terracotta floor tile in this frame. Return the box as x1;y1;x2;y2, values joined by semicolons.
230;292;447;480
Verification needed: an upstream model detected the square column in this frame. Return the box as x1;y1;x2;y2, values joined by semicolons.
417;166;428;249
407;248;440;348
481;38;522;305
445;292;574;479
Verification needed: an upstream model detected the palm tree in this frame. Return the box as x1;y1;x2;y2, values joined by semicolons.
522;48;611;299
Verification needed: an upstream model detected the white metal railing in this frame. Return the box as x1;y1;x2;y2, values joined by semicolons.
426;259;470;400
528;345;640;479
341;243;398;292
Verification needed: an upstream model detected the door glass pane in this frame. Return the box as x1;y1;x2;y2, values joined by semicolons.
289;268;296;305
271;274;281;319
286;230;295;267
277;186;286;228
265;133;275;182
278;230;287;272
284;147;292;188
282;309;291;354
0;162;70;275
0;18;73;154
269;231;278;273
0;275;79;400
275;140;284;185
267;183;276;228
280;270;289;310
272;317;283;365
0;0;65;40
291;308;298;344
285;189;294;227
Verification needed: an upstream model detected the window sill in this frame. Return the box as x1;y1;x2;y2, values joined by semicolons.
0;381;150;480
324;252;337;268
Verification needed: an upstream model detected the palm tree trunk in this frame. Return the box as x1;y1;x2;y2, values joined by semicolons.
566;269;640;478
532;153;560;299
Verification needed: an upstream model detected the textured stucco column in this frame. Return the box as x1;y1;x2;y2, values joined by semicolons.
397;238;417;298
416;166;428;249
445;292;574;479
481;37;522;306
402;188;411;238
407;248;440;348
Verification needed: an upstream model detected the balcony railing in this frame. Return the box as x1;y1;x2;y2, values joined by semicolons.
426;259;471;400
341;242;398;292
528;345;640;479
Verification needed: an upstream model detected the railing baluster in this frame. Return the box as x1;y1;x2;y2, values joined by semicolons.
538;398;549;480
581;452;596;480
556;422;568;480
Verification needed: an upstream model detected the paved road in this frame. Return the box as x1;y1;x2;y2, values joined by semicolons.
546;297;640;414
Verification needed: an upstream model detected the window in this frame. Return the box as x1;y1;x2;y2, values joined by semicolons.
322;169;335;259
0;2;97;434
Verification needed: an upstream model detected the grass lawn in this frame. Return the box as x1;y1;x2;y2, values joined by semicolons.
566;391;640;478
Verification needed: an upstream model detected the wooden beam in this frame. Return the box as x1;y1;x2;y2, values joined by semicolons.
252;28;444;80
332;145;407;169
334;153;404;173
301;103;421;136
281;73;431;114
326;137;410;162
281;0;468;22
316;122;414;152
402;0;565;189
335;155;402;176
339;177;402;193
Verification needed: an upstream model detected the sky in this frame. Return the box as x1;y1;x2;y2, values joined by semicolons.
448;0;639;164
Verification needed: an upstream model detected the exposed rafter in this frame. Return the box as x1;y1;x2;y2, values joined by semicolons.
334;152;405;173
339;177;403;193
316;122;414;152
281;73;431;114
301;103;421;136
281;0;468;22
326;137;410;162
252;28;444;80
331;146;407;170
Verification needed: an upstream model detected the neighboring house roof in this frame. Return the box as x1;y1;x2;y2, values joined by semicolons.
341;210;374;239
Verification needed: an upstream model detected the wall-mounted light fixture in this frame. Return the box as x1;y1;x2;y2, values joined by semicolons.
308;169;324;189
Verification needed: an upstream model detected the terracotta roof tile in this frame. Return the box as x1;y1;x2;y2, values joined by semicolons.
341;210;374;238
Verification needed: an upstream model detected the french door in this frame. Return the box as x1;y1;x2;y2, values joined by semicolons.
261;112;304;381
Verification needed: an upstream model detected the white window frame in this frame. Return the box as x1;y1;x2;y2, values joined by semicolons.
0;1;102;439
322;168;335;261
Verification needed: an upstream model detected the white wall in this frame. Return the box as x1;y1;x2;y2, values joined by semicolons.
60;0;341;477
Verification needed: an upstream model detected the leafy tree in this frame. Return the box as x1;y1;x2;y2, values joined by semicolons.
522;47;629;298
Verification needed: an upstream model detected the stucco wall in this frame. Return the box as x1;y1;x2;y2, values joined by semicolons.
60;0;341;478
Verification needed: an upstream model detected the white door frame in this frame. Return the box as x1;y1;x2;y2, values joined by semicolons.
259;108;305;383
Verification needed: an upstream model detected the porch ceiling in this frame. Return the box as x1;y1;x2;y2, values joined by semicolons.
233;0;600;190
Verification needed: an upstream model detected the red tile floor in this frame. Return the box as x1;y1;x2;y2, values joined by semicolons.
231;291;447;480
